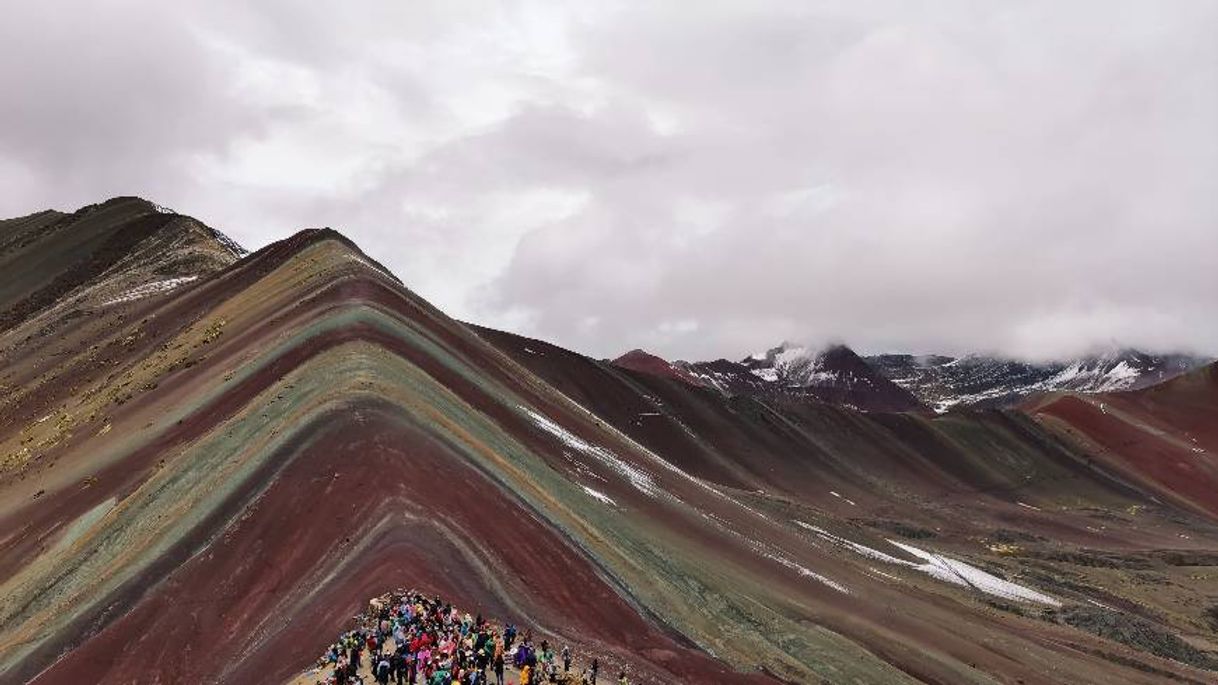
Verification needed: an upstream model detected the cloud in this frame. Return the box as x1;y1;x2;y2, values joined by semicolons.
2;1;1215;361
0;3;273;206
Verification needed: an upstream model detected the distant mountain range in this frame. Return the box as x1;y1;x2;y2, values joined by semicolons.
613;342;1212;413
666;343;924;412
867;349;1211;412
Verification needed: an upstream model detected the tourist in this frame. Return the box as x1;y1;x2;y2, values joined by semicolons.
306;590;615;685
493;644;505;685
376;655;391;684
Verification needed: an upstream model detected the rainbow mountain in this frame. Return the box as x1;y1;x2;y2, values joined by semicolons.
2;198;1217;684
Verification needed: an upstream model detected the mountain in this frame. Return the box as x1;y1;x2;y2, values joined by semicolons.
868;349;1212;412
741;342;926;412
673;343;926;413
2;198;1217;684
0;197;243;333
611;348;706;387
666;343;1204;415
1030;360;1218;518
672;357;772;396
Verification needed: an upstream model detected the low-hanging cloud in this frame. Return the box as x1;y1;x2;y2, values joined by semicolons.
1;1;1214;361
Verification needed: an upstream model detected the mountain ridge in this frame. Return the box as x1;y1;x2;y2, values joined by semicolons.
608;342;1211;414
0;196;245;334
868;348;1212;412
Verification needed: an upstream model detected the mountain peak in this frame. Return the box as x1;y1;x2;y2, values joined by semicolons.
684;341;924;412
0;199;244;332
613;348;706;387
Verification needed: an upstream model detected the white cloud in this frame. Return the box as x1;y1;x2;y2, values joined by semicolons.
2;1;1215;361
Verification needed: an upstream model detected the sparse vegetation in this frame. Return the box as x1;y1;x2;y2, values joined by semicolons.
1049;605;1218;671
859;519;937;539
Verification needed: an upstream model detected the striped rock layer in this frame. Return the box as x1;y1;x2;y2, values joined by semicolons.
2;199;1217;684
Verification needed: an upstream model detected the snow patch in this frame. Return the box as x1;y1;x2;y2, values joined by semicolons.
795;522;909;565
521;407;658;496
1099;361;1140;389
580;485;616;507
102;276;200;306
754;544;850;594
751;367;779;383
868;567;901;582
794;521;1058;605
887;540;1060;606
829;491;857;506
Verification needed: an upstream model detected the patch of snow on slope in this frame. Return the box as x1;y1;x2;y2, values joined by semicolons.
1098;360;1140;390
829;491;857;506
534;394;792;566
552;399;778;521
580;485;616;506
521;407;658;496
1048;361;1084;386
209;228;248;258
794;521;1058;605
753;542;850;594
752;367;779;382
1041;357;1142;393
805;369;843;386
796;522;911;565
887;540;1060;606
101;276;200;306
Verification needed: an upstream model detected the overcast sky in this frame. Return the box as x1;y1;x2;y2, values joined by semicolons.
2;1;1215;361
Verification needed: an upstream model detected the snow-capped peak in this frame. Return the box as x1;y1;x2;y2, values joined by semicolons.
866;348;1211;411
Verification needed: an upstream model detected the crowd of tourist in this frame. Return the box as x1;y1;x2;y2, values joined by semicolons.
306;590;628;685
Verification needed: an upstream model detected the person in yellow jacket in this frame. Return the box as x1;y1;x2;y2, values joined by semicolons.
519;663;532;685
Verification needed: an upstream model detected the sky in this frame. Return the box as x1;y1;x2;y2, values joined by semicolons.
2;1;1216;362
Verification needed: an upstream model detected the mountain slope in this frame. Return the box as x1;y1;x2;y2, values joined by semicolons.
0;197;241;332
1030;361;1218;519
2;227;782;684
480;327;1218;683
1;200;1216;684
672;357;772;396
